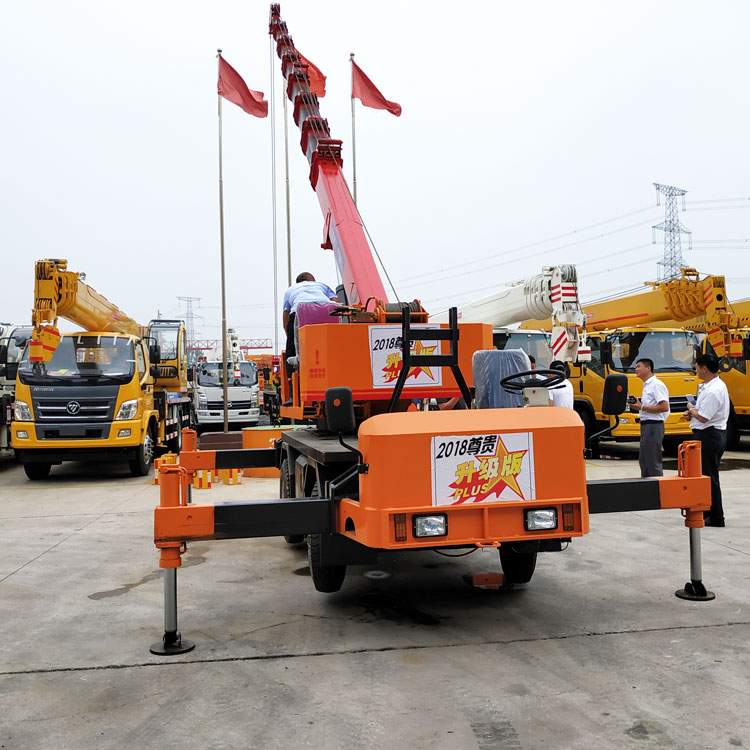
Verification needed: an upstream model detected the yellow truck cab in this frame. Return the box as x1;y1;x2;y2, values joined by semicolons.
571;328;698;450
13;332;160;479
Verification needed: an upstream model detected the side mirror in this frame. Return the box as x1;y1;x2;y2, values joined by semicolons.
325;387;356;434
743;337;750;361
187;366;195;382
149;343;161;365
694;343;702;361
0;343;7;364
600;340;613;366
602;373;628;416
150;364;160;378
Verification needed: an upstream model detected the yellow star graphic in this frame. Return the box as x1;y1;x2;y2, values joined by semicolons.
408;340;436;380
475;438;527;500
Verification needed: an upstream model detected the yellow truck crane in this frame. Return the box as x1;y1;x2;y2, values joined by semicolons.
521;269;744;452
647;295;750;448
12;259;192;479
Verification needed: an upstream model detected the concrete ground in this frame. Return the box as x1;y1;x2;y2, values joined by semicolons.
0;441;748;750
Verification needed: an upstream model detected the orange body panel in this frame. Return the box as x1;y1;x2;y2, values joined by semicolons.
339;407;588;549
297;322;492;402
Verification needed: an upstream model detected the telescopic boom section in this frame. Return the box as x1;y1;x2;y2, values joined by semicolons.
269;4;388;306
29;258;143;362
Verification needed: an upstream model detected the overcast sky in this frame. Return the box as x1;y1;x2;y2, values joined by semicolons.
2;1;749;349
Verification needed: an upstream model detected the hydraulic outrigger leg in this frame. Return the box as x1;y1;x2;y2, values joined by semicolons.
150;464;195;655
675;520;715;601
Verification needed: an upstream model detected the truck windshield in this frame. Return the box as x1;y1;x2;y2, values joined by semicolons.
151;325;179;361
610;330;695;373
494;331;554;368
18;335;135;385
197;362;257;387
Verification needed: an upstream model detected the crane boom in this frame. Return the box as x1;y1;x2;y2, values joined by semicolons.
30;258;142;362
269;6;388;306
521;268;741;357
431;265;588;362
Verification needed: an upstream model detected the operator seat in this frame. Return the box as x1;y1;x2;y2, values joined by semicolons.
472;349;530;409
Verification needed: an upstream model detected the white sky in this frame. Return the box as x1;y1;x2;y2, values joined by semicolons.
2;1;749;350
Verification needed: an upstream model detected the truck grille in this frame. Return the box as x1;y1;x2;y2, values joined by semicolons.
34;397;114;422
206;400;253;410
669;395;690;413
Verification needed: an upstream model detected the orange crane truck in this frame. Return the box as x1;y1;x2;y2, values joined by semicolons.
12;259;192;479
150;4;712;656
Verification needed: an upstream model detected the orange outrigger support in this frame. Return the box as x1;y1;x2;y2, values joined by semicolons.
151;432;713;655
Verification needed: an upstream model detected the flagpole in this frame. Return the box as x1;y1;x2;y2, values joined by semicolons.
217;49;229;434
350;53;357;207
269;37;279;355
283;87;292;286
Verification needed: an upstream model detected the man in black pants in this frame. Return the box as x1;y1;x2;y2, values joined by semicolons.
684;354;730;526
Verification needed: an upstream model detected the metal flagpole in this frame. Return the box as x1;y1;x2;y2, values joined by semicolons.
217;50;229;433
283;86;292;286
269;36;279;355
350;53;357;207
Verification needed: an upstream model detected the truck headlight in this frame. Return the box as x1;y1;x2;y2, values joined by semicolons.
14;400;32;421
524;508;558;531
115;399;138;420
413;514;447;537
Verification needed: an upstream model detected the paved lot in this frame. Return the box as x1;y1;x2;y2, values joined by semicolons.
1;442;748;749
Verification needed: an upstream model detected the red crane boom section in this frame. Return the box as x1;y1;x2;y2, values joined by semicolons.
269;5;389;306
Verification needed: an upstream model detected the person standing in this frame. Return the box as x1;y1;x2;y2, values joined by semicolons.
548;360;574;408
684;353;730;526
630;358;670;477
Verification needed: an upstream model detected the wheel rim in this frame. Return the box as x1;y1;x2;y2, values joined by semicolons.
144;430;155;464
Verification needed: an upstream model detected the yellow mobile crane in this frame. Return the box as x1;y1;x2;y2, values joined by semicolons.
521;269;745;451
12;259;192;479
645;295;750;448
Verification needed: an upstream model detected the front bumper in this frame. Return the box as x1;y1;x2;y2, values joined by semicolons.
11;418;144;450
195;408;260;426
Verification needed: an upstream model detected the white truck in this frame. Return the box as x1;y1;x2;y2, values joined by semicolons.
192;329;260;432
0;323;32;459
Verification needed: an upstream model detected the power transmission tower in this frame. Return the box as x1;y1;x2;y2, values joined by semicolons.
177;296;203;365
652;183;692;280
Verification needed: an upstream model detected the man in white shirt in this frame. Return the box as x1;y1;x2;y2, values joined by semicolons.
548;360;574;409
684;353;730;526
630;358;669;477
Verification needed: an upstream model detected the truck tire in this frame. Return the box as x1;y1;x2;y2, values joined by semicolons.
129;424;155;477
23;462;51;480
499;542;538;584
308;533;346;593
280;458;304;545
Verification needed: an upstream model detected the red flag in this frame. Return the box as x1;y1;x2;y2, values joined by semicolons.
297;50;326;98
351;60;401;117
218;55;268;118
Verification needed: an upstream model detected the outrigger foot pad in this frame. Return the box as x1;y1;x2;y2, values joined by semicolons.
675;580;715;602
150;630;196;656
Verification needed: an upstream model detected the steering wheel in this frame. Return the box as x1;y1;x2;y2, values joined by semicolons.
500;368;566;393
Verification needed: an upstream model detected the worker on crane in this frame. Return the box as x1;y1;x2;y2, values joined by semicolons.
282;272;339;361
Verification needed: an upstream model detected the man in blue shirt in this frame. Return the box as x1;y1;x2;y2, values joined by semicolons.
282;272;338;361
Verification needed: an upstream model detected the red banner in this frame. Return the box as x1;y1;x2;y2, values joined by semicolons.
351;60;401;117
218;55;268;118
297;50;326;97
